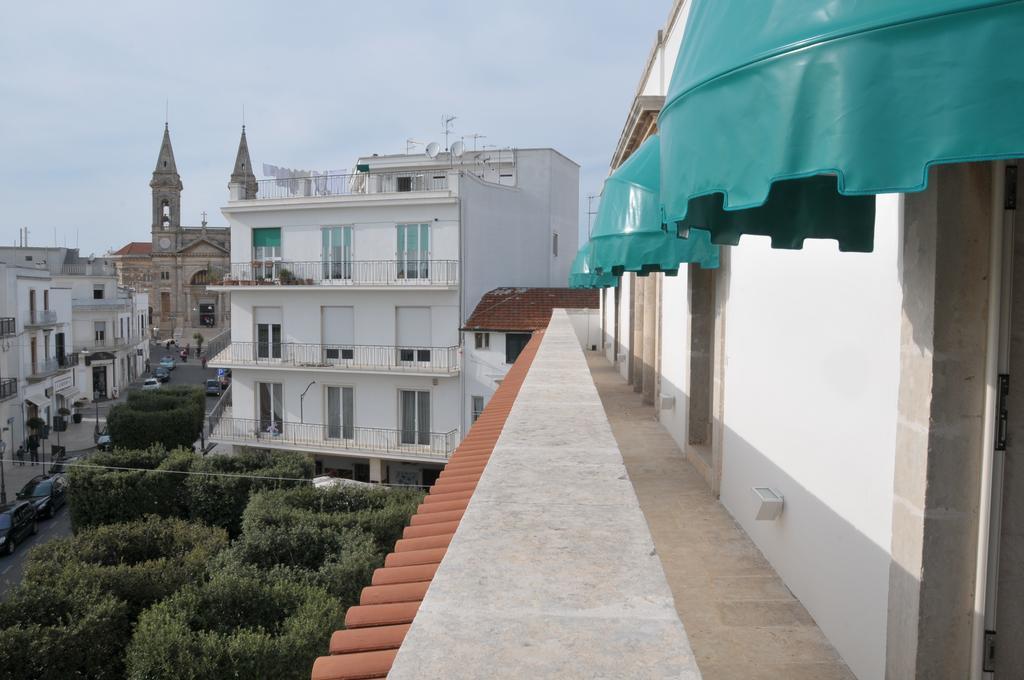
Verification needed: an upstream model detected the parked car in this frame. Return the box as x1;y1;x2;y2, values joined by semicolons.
205;379;222;397
142;377;161;391
0;501;37;556
16;475;67;519
154;366;171;382
159;356;176;371
96;426;112;451
49;453;86;474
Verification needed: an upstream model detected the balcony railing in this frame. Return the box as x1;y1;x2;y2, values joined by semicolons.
50;262;118;277
0;317;14;337
24;310;58;326
28;354;78;379
0;377;16;401
213;260;458;287
252;170;450;201
72;297;133;312
78;335;145;352
208;416;457;460
210;342;459;374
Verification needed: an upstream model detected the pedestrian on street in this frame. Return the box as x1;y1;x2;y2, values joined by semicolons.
27;435;39;465
15;444;25;466
201;354;207;369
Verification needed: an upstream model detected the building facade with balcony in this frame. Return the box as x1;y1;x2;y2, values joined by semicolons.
208;131;578;485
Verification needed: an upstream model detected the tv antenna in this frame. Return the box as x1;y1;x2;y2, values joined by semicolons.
464;133;486;151
442;114;457;150
587;194;601;237
406;138;425;154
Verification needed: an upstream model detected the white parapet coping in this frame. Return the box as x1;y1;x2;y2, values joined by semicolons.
388;309;701;679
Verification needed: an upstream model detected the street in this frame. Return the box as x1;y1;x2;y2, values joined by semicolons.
0;341;220;599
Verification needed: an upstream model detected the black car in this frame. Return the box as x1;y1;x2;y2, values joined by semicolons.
0;501;37;556
49;454;86;474
16;475;68;519
154;366;171;382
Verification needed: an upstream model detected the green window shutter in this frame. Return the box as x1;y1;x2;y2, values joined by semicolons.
252;228;281;248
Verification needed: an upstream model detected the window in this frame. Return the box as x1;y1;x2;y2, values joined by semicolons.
257;382;283;435
322;306;354;363
471;396;485;423
396;307;431;365
396;223;430;279
325;386;354;440
93;285;104;299
396;176;413;192
94;321;106;343
160;271;170;281
321;226;353;280
553;232;559;257
399;390;430;445
474;332;490;350
161;201;171;227
43;290;49;310
252;228;282;279
505;333;531;364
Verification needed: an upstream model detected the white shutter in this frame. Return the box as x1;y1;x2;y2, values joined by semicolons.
396;307;431;346
254;307;283;325
322;307;354;345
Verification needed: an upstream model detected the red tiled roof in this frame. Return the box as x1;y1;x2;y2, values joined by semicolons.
462;287;598;332
310;331;544;680
112;241;152;256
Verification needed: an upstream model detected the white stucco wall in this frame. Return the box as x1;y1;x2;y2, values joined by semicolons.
657;271;690;452
717;195;902;680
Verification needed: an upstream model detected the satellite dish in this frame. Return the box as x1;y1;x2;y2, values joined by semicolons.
425;142;440;158
450;141;464;158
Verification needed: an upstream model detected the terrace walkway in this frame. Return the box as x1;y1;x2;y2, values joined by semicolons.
587;354;855;680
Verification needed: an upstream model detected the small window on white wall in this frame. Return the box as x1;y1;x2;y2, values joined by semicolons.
471;395;485;423
474;332;489;350
552;232;559;257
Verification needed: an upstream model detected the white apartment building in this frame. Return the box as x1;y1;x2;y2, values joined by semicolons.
0;248;150;455
208;129;578;485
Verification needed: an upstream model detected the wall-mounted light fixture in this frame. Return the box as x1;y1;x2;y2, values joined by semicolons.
659;395;675;410
752;487;784;521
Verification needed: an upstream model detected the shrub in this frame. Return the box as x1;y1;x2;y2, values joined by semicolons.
0;586;132;680
69;447;198;530
125;570;344;680
23;516;228;614
186;449;313;536
107;386;204;450
229;485;422;605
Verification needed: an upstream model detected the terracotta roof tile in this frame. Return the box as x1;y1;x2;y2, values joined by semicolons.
310;331;544;680
111;241;152;256
463;287;597;332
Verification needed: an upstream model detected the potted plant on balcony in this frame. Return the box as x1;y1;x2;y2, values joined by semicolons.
278;268;297;285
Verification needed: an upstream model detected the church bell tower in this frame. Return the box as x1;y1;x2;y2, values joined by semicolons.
150;124;183;239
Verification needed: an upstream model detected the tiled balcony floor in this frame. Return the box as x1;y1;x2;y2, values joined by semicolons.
587;354;856;680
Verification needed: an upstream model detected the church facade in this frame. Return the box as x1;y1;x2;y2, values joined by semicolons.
112;125;254;340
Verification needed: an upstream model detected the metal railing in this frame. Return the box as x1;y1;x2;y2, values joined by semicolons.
206;383;231;437
253;170;450;200
202;328;232;360
211;342;460;373
0;317;14;337
213;259;458;287
28;354;78;378
0;377;16;401
78;335;146;352
208;416;457;459
72;297;133;312
24;310;58;326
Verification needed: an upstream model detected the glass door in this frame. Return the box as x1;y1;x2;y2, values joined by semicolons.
256;323;282;360
322;226;353;281
258;382;283;436
325;386;354;440
399;389;430;445
396;223;429;280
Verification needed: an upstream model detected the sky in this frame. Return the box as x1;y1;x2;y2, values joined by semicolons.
0;0;670;257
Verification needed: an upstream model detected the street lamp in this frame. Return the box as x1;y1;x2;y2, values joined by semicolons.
299;380;316;424
0;437;7;504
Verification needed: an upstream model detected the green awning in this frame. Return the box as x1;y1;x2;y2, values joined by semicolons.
569;242;618;289
660;0;1024;253
252;227;281;248
590;135;718;275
